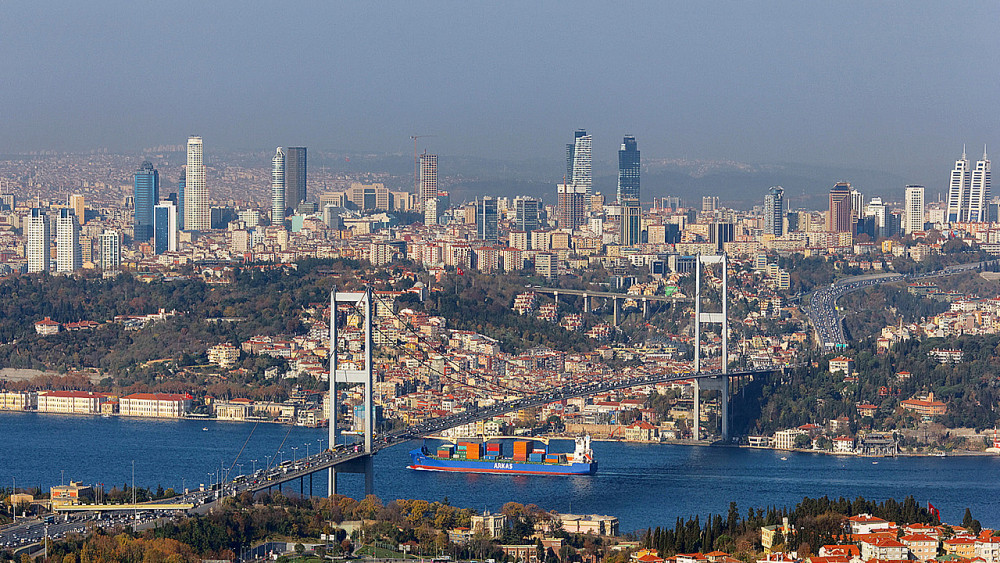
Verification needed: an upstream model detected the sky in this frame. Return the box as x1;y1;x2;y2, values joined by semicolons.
1;1;998;183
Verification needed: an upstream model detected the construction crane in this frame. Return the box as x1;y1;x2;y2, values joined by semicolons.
410;134;436;197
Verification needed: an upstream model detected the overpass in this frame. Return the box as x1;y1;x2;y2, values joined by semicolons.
526;285;690;325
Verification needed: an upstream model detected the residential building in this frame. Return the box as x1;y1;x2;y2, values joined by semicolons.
99;230;121;272
133;161;159;242
969;147;991;222
69;194;85;223
976;537;1000;563
904;185;925;234
900;534;937;561
618;135;640;203
623;420;658;442
859;537;908;561
25;208;50;273
846;514;890;534
184;136;209;231
947;147;972;222
271;147;285;226
56;208;81;272
828;356;854;375
471;511;507;538
34;317;60;335
208;343;240;368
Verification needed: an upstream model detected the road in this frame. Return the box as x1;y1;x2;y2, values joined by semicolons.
805;260;987;349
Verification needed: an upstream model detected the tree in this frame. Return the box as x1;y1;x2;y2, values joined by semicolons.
962;508;974;530
294;543;305;555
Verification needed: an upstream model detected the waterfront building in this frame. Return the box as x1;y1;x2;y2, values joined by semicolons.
763;186;783;236
153;201;178;254
119;392;193;418
618;135;640;203
419;153;438;211
904;185;925;234
477;196;498;243
99;230;121;272
271;147;285;226
0;391;37;411
827;182;852;232
25;208;50;273
184;136;209;231
55;208;81;272
133;161;159;243
36;390;108;414
285;146;307;213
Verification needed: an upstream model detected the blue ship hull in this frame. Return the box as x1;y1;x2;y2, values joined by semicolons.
408;449;597;476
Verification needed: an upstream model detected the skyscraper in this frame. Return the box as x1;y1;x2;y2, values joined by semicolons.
419;153;438;211
154;201;178;254
25;208;50;273
56;208;81;272
514;197;540;232
177;169;186;230
133;161;159;243
557;182;586;229
99;230;121;272
271;147;286;226
904;185;925;234
762;186;784;236
617;135;640;203
477;197;498;243
947;147;971;223
850;189;864;222
968;147;991;223
620;198;642;246
184;136;209;231
827;182;852;232
569;130;592;196
284;147;307;213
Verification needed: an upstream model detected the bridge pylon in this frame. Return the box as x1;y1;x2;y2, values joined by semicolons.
328;287;375;497
693;254;730;442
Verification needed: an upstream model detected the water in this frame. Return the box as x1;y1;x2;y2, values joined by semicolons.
3;411;999;532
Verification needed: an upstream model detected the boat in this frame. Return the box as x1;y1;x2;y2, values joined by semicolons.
101;414;110;419
202;427;208;431
408;435;597;476
780;456;788;461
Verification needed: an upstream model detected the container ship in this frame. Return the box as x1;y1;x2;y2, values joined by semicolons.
408;435;596;475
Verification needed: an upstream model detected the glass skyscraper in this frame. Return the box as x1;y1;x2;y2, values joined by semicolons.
271;147;286;226
617;135;640;203
133;161;159;243
763;186;783;236
154;201;178;254
177;169;185;231
285;147;307;213
184;136;208;231
477;197;498;243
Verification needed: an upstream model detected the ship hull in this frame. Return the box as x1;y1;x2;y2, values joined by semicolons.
408;449;596;476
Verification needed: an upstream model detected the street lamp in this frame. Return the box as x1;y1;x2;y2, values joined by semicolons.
305;443;310;458
291;446;298;461
251;459;257;474
237;464;244;478
265;455;271;470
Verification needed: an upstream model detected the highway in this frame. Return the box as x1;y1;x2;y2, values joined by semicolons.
805;260;987;349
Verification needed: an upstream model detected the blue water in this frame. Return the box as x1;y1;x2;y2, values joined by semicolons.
2;411;998;532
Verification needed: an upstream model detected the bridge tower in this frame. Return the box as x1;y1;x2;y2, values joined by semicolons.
693;254;731;442
328;288;375;497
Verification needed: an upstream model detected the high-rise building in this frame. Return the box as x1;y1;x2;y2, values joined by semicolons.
284;147;307;212
514;197;540;232
570;130;592;196
618;135;640;203
762;186;784;236
184;136;208;231
477;197;498;243
968;147;991;223
850;189;864;222
154;201;178;254
133;161;159;243
99;230;121;272
620;198;642;246
419;153;438;211
424;198;439;226
557;182;586;229
947;147;971;223
702;196;719;212
69;194;85;224
177;169;186;230
25;208;50;273
271;147;286;226
56;208;81;272
827;182;852;232
904;185;925;234
864;197;888;238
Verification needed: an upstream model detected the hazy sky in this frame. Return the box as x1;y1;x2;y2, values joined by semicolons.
2;2;998;182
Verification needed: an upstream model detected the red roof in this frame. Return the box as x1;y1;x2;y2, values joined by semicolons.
35;317;60;326
123;392;193;401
